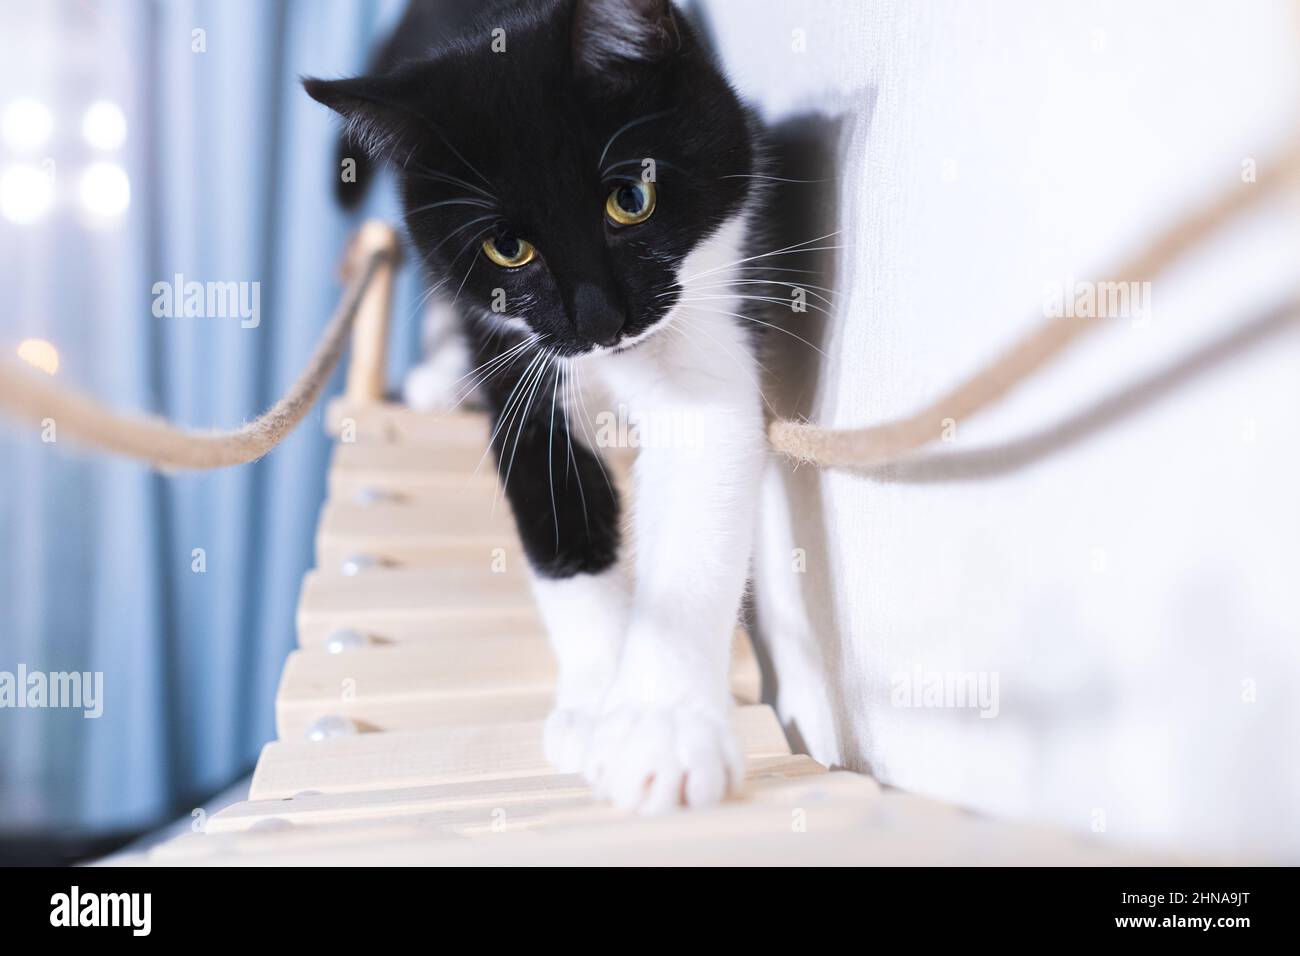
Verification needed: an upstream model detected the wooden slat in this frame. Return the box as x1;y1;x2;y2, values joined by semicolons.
325;417;635;495
330;440;496;478
296;566;537;648
324;401;639;474
315;499;520;571
328;446;498;501
326;399;491;445
149;770;1196;866
142;773;878;866
314;479;635;574
250;703;790;800
329;473;503;512
205;755;826;836
318;542;532;579
274;629;762;739
152;761;839;861
275;637;553;739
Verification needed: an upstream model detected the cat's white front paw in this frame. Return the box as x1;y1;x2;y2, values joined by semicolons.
583;702;743;814
402;352;468;411
543;706;597;773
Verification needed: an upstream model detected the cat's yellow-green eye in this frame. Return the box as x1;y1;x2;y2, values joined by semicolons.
482;235;536;268
606;181;657;226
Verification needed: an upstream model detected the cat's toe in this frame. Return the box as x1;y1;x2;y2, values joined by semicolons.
584;704;743;815
543;707;596;773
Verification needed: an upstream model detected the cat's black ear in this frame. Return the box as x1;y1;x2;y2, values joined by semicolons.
572;0;680;82
303;74;422;165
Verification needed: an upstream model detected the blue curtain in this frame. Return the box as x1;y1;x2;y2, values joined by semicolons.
0;0;425;833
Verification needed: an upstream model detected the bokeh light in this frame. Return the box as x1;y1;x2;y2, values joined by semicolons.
78;161;130;220
1;98;54;152
0;163;55;224
81;100;127;151
16;338;60;375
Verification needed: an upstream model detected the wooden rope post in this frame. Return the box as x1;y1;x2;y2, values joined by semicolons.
343;220;402;405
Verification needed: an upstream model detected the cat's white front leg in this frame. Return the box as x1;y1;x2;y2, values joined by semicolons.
401;296;473;410
584;376;766;813
531;564;629;772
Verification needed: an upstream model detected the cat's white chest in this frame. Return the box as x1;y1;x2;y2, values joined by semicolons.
581;210;756;419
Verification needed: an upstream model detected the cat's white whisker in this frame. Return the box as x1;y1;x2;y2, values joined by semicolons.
498;350;556;514
408;221;518;334
679;230;844;283
681;245;845;285
674;293;834;319
451;336;532;391
677;303;827;356
657;279;838;309
667;307;779;419
713;264;824;276
407;161;497;201
451;226;497;306
561;364;591;536
408;115;499;196
446;336;534;412
596;109;676;172
424;225;495;296
672;277;840;299
547;358;563;550
407;197;495;217
601;157;685;179
396;281;446;335
490;353;550;510
570;362;616;502
426;214;498;257
471;347;548;483
716;173;827;184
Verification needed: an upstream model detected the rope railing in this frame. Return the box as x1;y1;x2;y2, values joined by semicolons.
768;137;1300;467
1;142;1296;471
0;223;400;470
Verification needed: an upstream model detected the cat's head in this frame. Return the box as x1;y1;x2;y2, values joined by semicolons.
305;0;754;356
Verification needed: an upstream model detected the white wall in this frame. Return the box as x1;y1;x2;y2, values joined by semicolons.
699;0;1300;859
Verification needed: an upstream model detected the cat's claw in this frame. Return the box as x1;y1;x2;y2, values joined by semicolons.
583;703;744;815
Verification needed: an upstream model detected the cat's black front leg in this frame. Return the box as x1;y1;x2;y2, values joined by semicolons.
484;367;619;578
478;345;628;770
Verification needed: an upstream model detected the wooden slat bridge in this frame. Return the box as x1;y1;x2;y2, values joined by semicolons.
127;224;1187;866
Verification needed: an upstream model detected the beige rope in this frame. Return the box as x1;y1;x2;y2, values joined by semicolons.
0;142;1296;472
0;245;393;470
769;138;1300;468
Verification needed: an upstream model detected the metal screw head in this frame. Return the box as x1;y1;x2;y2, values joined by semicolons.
324;628;369;654
305;715;358;741
353;486;392;506
339;554;377;576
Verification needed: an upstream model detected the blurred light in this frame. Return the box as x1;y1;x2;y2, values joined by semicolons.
16;338;59;375
79;162;130;219
81;101;126;151
0;164;54;224
1;98;54;152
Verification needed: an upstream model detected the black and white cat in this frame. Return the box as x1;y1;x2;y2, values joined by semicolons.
307;0;772;813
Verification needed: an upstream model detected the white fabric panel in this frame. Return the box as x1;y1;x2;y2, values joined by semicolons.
700;0;1300;858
